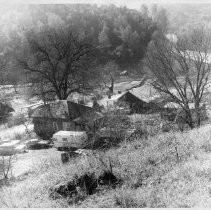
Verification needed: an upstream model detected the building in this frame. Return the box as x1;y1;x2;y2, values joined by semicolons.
98;90;161;114
31;100;102;139
116;91;161;114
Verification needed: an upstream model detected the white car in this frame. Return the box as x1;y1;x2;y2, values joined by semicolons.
52;131;88;150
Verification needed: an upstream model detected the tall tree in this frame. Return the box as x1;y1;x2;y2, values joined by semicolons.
145;25;211;128
14;26;97;100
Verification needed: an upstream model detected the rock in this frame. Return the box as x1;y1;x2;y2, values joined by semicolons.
49;181;77;199
49;171;122;200
76;173;98;195
98;171;120;186
49;173;98;199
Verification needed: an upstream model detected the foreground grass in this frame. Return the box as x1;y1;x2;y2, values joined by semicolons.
1;125;211;207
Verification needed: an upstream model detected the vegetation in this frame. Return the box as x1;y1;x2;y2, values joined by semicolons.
0;125;211;207
145;25;211;128
0;154;16;180
14;26;98;101
0;2;211;208
0;4;163;100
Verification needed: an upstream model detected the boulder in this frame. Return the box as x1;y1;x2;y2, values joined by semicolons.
76;173;98;195
49;181;77;199
98;171;119;186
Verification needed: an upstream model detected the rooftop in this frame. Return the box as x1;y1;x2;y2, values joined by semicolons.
31;100;102;121
53;130;87;136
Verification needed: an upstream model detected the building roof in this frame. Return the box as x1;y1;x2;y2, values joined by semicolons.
127;88;159;103
31;100;102;122
99;89;159;108
118;91;146;103
98;92;125;107
53;130;86;137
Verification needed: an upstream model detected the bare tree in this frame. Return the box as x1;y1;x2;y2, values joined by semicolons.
145;26;211;128
0;153;16;179
14;26;97;100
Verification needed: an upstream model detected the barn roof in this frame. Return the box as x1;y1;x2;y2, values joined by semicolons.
117;91;146;102
31;100;102;121
99;90;158;107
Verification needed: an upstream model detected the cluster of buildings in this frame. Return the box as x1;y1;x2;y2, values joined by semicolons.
28;88;165;139
1;80;206;140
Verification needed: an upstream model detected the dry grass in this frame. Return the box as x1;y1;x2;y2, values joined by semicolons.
1;124;211;207
0;124;35;142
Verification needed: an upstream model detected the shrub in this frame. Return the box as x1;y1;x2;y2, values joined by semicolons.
0;154;16;180
87;107;134;149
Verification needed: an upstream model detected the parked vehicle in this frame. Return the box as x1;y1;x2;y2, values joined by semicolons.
52;131;88;151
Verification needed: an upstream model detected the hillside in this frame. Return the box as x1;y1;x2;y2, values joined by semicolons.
1;123;211;207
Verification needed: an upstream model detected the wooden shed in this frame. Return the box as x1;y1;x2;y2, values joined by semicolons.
31;100;102;139
116;91;161;114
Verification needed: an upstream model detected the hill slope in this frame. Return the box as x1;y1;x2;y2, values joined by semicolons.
1;124;211;207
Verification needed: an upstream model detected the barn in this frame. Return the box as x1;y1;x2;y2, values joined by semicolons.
31;100;102;139
116;91;161;114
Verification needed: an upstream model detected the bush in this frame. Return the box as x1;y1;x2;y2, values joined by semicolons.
0;154;16;180
86;107;134;149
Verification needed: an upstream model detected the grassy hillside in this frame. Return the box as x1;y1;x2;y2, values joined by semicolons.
1;124;211;207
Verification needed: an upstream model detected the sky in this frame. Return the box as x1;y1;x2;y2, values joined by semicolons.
1;0;211;6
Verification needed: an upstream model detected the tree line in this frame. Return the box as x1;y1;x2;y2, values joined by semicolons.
0;4;167;100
